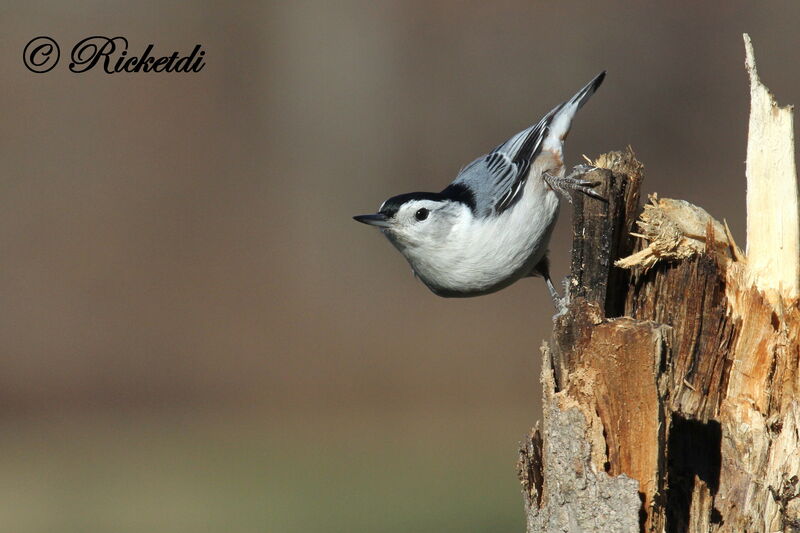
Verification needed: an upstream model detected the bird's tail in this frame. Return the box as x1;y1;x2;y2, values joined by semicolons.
542;71;605;152
570;70;606;112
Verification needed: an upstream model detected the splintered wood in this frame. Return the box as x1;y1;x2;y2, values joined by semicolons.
615;195;742;270
743;34;800;300
519;35;800;533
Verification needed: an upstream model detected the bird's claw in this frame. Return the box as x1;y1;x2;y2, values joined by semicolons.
544;164;608;204
570;163;597;175
551;277;571;317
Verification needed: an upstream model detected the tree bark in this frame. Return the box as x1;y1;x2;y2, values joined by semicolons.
518;35;800;533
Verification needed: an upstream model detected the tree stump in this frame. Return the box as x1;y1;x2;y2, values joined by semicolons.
518;35;800;533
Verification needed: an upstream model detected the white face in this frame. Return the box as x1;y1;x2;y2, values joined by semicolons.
381;199;460;250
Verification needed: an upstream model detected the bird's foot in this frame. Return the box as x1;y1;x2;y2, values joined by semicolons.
544;164;607;204
544;274;567;316
561;276;572;307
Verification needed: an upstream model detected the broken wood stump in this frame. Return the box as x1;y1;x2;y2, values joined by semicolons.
518;36;800;533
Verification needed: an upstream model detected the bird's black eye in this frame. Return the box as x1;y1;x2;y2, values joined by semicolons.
415;208;429;221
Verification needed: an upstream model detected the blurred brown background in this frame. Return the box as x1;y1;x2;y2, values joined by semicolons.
0;2;799;531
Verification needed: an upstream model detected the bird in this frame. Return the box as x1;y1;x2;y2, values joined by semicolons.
353;71;606;310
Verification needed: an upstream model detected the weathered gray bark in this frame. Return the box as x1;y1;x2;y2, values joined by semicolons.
520;350;642;533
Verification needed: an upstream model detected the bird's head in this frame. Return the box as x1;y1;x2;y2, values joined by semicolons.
354;192;466;250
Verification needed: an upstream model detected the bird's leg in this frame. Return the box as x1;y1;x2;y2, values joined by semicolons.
544;274;567;315
543;164;607;203
533;256;567;314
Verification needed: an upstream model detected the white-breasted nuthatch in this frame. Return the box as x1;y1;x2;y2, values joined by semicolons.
354;72;606;310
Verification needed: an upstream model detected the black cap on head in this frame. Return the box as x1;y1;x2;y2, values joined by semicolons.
378;192;446;218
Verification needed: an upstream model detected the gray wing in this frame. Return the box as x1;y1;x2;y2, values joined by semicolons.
450;71;605;217
451;108;559;217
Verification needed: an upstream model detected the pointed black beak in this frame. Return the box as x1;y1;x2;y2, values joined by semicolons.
353;213;391;228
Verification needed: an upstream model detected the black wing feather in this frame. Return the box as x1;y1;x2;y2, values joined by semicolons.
487;109;557;215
